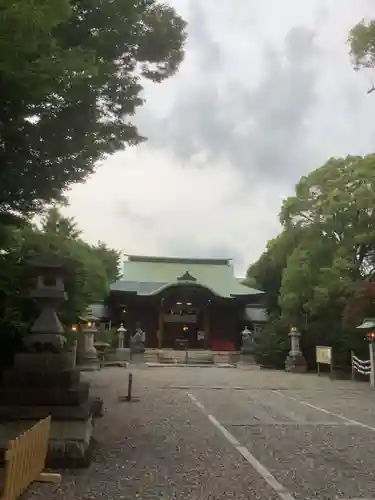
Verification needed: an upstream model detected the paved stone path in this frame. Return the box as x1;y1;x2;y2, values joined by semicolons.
29;366;375;499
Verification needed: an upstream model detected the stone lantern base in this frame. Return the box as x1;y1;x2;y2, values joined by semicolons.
285;352;307;373
0;351;101;467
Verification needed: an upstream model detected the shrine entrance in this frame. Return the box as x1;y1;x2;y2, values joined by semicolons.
156;282;214;350
162;314;205;349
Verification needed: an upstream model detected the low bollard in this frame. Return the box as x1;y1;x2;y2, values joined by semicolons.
127;372;133;401
119;372;139;403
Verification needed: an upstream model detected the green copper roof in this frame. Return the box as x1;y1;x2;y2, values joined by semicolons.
110;255;263;298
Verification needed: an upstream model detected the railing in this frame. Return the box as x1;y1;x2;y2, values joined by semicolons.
351;351;371;379
1;416;61;500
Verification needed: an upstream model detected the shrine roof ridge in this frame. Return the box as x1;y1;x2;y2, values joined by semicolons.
126;255;231;266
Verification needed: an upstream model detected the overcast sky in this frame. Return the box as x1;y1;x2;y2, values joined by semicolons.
65;0;375;276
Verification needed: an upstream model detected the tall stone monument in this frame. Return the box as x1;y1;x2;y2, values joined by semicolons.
0;256;100;467
285;326;307;373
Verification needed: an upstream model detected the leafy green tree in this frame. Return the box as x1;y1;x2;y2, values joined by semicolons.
349;20;375;69
41;207;82;239
252;318;289;369
279;155;375;362
91;241;121;284
281;155;375;279
348;19;375;93
248;155;375;368
247;227;304;316
0;0;187;220
0;211;119;341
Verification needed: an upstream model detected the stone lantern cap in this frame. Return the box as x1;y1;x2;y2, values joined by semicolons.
79;309;100;333
117;323;127;333
26;255;71;275
79;313;100;324
357;318;375;330
289;326;300;335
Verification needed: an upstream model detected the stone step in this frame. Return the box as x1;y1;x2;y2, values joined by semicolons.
2;368;81;387
0;382;90;406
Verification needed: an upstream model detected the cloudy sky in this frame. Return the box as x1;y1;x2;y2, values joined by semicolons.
65;0;375;276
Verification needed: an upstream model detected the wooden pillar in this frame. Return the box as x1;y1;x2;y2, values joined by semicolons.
204;306;210;349
158;305;164;349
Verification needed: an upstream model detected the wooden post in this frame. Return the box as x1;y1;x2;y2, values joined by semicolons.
351;350;355;381
127;372;133;401
330;350;334;379
370;343;375;388
158;308;164;349
204;306;210;350
72;340;77;369
317;361;320;376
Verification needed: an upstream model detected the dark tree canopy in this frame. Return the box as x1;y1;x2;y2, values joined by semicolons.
0;0;187;219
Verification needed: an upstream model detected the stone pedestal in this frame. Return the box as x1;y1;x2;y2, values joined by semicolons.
285;352;307;373
285;326;307;373
101;347;130;367
0;352;97;467
116;348;131;362
131;352;145;364
78;327;99;371
130;327;146;356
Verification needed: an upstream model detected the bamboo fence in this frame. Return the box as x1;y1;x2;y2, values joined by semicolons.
1;416;61;500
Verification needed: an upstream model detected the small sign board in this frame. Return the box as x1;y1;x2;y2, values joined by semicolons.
174;338;189;350
316;346;332;365
316;346;333;376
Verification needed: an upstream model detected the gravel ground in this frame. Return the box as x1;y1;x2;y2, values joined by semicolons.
27;366;375;500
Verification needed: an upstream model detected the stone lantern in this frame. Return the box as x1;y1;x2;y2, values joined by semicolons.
117;323;127;349
78;311;100;371
23;256;68;353
285;326;307;373
0;255;100;466
115;323;130;363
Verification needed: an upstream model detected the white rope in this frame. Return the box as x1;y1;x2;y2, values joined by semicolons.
352;355;371;376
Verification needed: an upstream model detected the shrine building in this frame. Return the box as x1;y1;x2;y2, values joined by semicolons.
92;255;267;351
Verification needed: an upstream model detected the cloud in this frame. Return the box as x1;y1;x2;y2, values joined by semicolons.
137;8;319;186
66;0;375;275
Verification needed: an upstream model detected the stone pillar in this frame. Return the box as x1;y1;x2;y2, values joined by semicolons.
285;326;307;373
370;342;375;388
